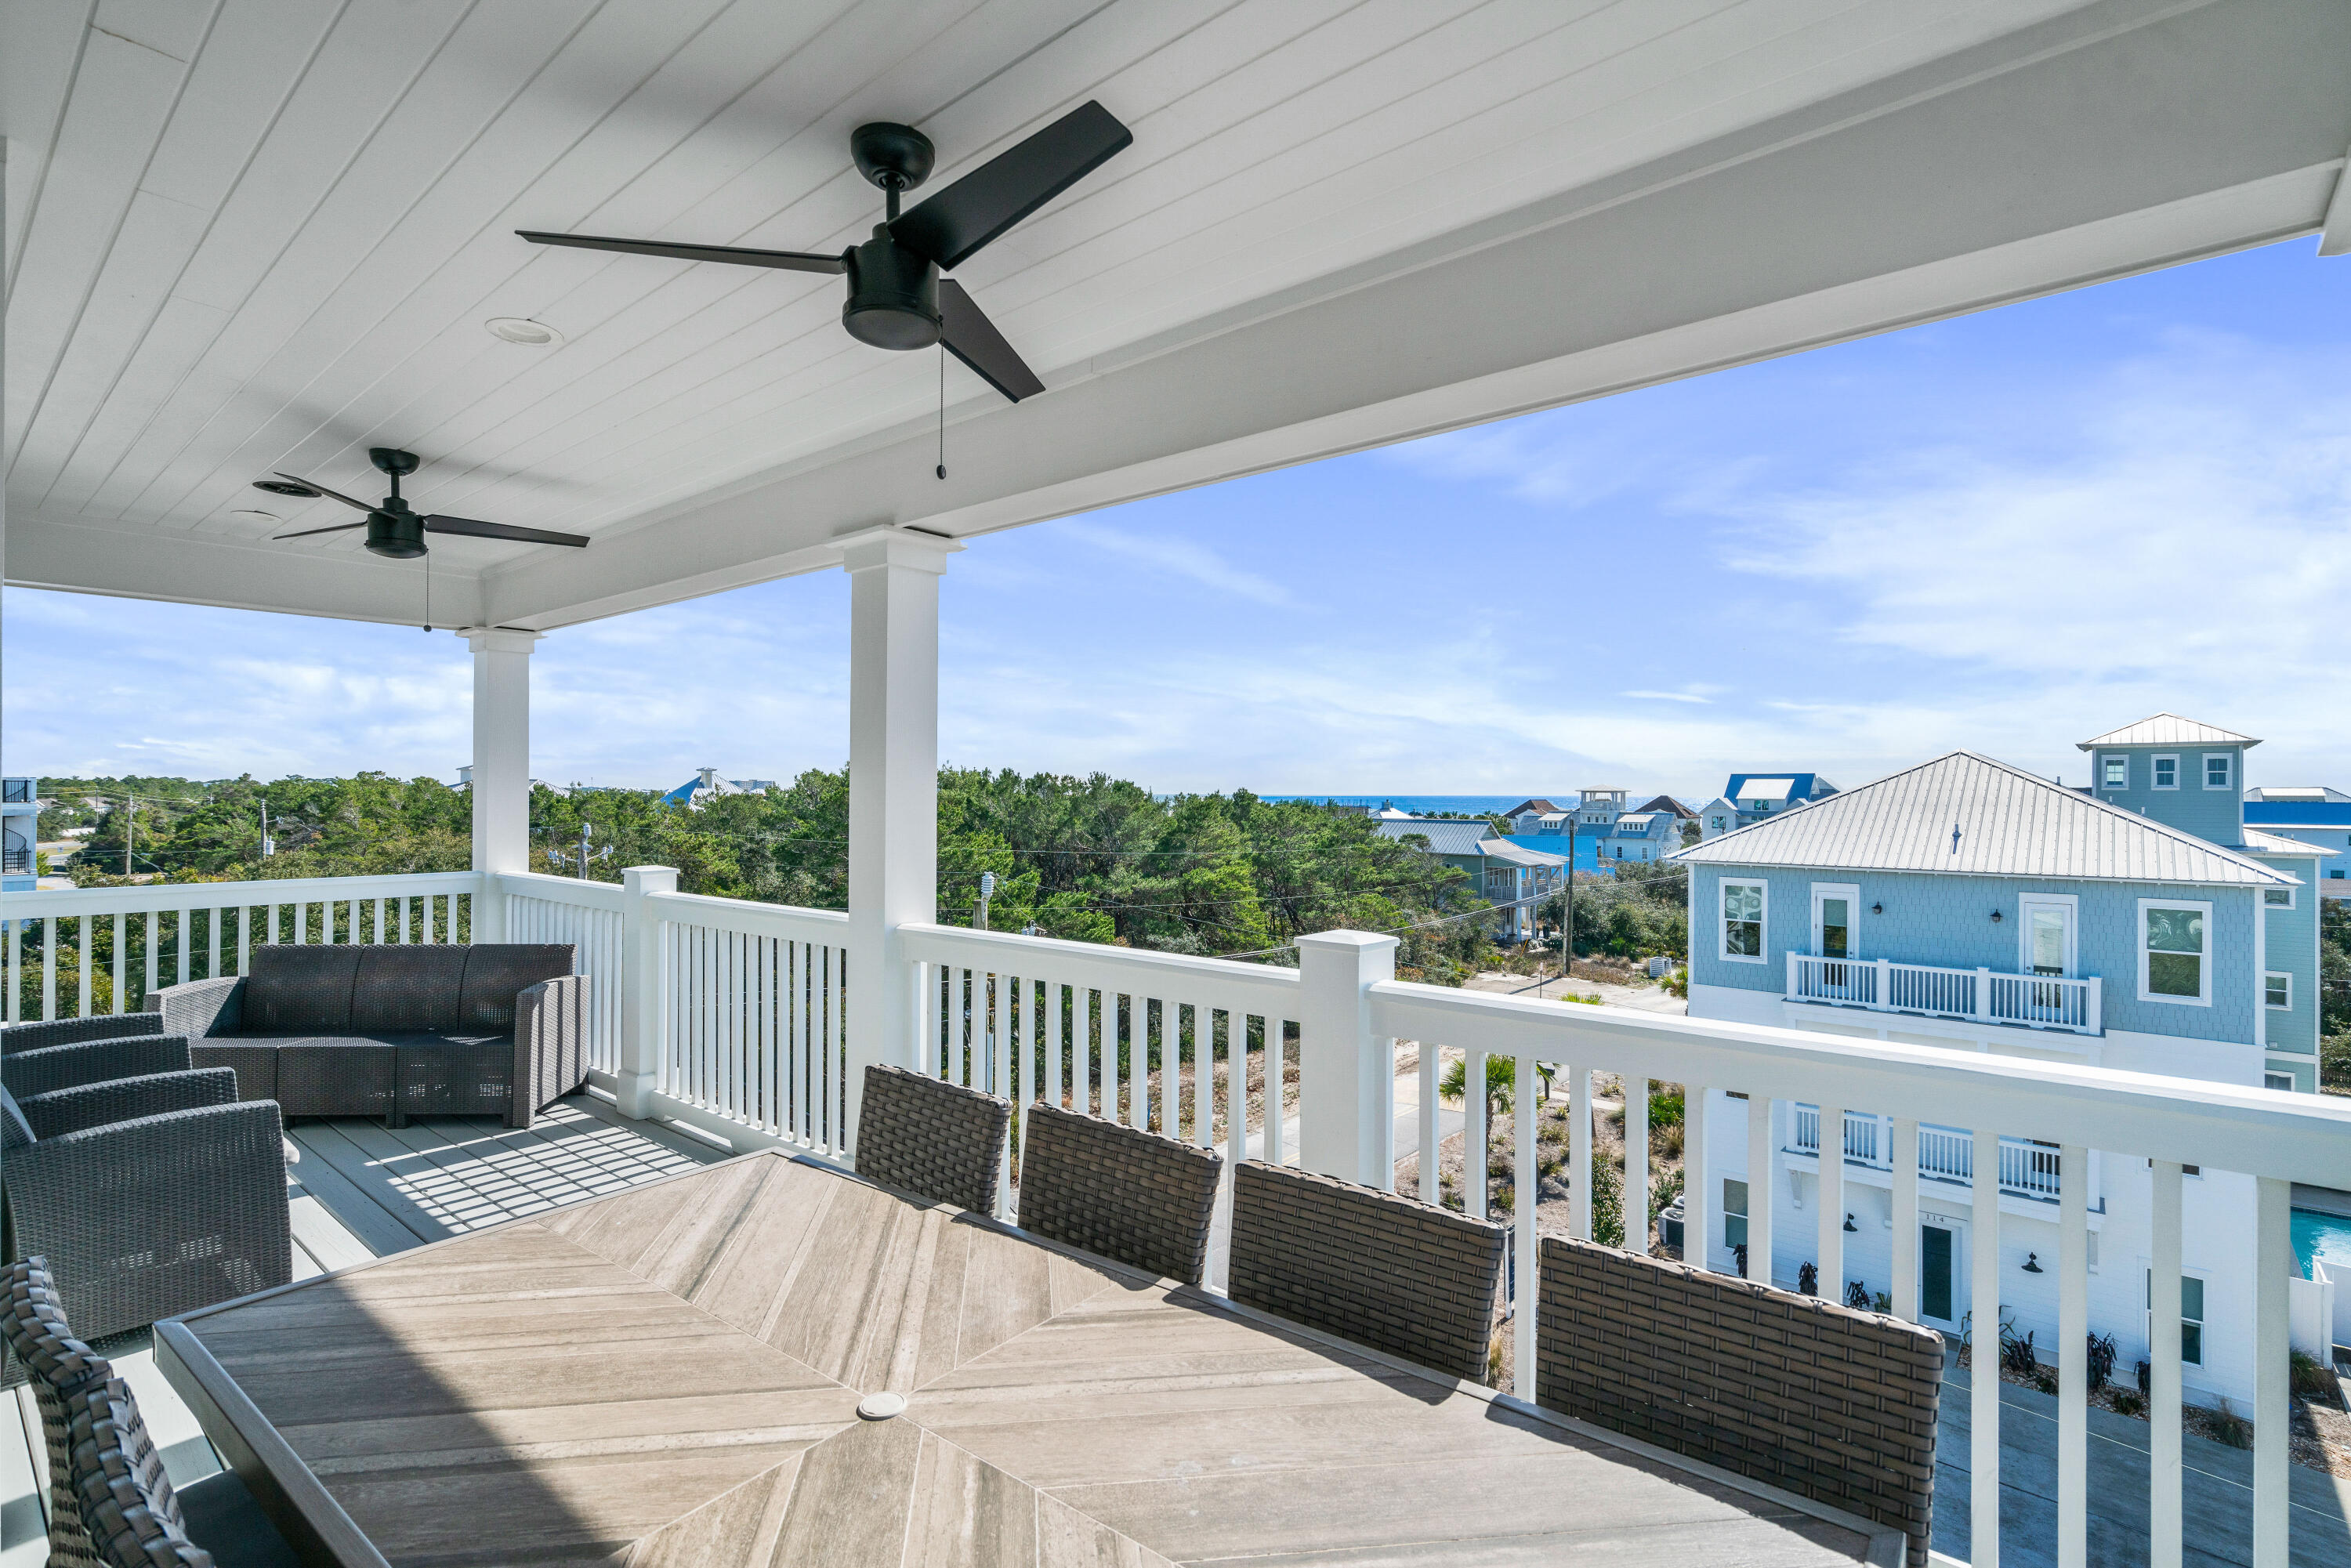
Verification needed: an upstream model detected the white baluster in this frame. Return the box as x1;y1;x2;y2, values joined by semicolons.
2256;1175;2291;1568
1818;1105;1843;1298
1224;1001;1243;1171
2059;1143;2088;1567
1570;1066;1593;1240
41;917;55;1021
1972;1127;2002;1568
6;915;20;1022
2150;1159;2183;1568
1625;1075;1650;1256
78;917;92;1019
1267;1017;1287;1167
1419;1042;1440;1206
1684;1085;1710;1271
1893;1118;1920;1320
1137;997;1154;1132
1515;1052;1538;1398
1464;1048;1488;1220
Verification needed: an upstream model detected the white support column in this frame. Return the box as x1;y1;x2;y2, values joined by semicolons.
1684;1085;1711;1272
1892;1117;1921;1320
1296;930;1399;1188
842;527;959;1156
1818;1103;1844;1298
2059;1143;2089;1568
2150;1160;2184;1568
614;865;677;1119
1746;1094;1773;1284
464;626;540;943
2256;1175;2292;1568
1972;1127;2003;1568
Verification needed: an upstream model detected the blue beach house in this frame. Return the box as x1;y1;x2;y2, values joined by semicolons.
2245;785;2351;898
1670;715;2317;1411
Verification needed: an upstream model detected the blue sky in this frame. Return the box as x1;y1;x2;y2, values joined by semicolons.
7;238;2348;799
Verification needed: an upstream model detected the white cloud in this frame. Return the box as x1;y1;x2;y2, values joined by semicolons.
1622;690;1713;704
1058;520;1295;606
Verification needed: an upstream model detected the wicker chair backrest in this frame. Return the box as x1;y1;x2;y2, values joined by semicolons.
1;1084;31;1150
2;1014;165;1057
4;1258;114;1567
68;1374;214;1567
855;1064;1010;1213
348;946;468;1032
1228;1160;1505;1382
241;947;361;1034
1016;1100;1223;1285
1534;1234;1943;1567
456;945;574;1034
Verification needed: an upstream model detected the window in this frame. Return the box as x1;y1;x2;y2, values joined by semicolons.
2153;755;2179;790
2266;885;2294;907
2266;1071;2296;1092
1723;1179;1748;1247
2266;972;2291;1010
2148;1271;2206;1366
2204;753;2233;791
2101;755;2128;789
1721;880;1766;963
2139;900;2212;1005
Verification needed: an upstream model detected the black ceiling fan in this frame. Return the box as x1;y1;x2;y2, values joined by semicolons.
258;447;591;559
516;100;1132;404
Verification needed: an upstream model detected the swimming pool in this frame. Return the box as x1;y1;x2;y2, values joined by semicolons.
2292;1207;2351;1279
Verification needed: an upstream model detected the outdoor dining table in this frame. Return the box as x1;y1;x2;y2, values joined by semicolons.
156;1149;1898;1566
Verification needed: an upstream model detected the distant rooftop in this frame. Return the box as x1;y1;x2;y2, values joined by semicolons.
2242;827;2337;858
2246;787;2350;804
2077;713;2260;750
1673;751;2290;886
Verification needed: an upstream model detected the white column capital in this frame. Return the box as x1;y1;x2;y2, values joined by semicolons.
460;626;545;655
835;527;962;575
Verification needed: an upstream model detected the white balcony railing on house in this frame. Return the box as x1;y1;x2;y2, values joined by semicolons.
1793;1105;2063;1203
9;868;2351;1566
1787;951;2101;1034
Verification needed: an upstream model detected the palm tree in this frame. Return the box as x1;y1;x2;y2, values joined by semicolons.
1437;1052;1555;1129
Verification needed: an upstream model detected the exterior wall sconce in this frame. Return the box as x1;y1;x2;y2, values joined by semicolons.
1990;909;2005;923
2021;1251;2044;1273
1871;903;1883;915
1842;1213;1857;1233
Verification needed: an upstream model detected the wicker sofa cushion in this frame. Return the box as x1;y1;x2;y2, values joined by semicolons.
1016;1100;1223;1285
349;946;467;1032
241;946;361;1034
856;1064;1011;1213
1229;1160;1505;1383
1535;1235;1943;1567
456;945;574;1034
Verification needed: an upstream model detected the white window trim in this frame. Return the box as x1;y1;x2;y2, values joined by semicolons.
1809;882;1860;960
1720;877;1768;965
2016;891;2081;978
2202;752;2233;791
2137;896;2214;1007
2266;971;2292;1010
2264;883;2295;909
2266;1071;2297;1092
2099;753;2129;791
2151;754;2179;791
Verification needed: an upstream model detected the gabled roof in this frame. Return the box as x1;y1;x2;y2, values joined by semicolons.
1375;818;1500;858
2077;713;2260;750
1612;813;1672;835
1671;751;2290;885
1724;772;1835;804
1502;798;1563;817
1633;795;1699;818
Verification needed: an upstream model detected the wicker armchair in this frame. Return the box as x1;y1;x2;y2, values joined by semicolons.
2;1012;191;1099
855;1063;1012;1213
1535;1235;1943;1567
1014;1100;1223;1284
1228;1160;1506;1382
152;943;585;1128
3;1071;290;1367
2;1259;294;1568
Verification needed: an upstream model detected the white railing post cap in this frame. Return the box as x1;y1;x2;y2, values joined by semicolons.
622;864;680;890
1295;929;1401;961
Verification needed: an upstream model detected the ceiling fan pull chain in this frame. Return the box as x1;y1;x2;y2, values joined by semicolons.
422;549;433;633
936;341;946;480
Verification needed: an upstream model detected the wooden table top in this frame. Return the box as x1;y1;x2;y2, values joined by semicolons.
158;1150;1882;1567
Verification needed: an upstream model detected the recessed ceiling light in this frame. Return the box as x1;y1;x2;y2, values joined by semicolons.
486;317;563;346
230;509;279;524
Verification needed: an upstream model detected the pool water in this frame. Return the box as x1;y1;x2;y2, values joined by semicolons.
2292;1207;2351;1279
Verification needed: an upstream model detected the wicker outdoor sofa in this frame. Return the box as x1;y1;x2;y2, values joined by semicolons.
150;943;586;1128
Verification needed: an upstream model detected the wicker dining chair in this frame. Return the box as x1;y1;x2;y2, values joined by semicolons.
1227;1159;1506;1382
2;1258;295;1568
1014;1099;1223;1284
1534;1235;1943;1567
855;1064;1012;1213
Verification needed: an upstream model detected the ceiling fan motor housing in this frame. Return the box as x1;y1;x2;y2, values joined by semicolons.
366;505;427;559
842;226;940;349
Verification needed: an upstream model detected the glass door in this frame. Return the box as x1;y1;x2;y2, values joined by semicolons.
2018;896;2076;1022
1920;1222;1957;1326
1810;884;1861;999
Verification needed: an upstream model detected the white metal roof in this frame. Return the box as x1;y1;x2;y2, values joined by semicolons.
2243;827;2335;860
9;2;2351;630
2248;787;2351;803
2076;714;2262;750
1480;838;1568;871
1670;751;2291;886
1736;778;1799;802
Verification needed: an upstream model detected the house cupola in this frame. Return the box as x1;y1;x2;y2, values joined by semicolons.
2076;713;2257;847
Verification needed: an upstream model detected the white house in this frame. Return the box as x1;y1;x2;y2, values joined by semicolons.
1696;796;1741;842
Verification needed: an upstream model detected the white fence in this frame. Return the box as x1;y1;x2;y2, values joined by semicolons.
1793;1106;2064;1202
1788;952;2101;1034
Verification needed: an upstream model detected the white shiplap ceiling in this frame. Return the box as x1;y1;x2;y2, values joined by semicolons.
6;0;2349;628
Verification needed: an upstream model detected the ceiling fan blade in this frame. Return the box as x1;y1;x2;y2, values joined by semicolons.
889;100;1131;270
271;520;371;541
422;515;591;548
516;230;846;274
938;280;1045;403
273;473;377;512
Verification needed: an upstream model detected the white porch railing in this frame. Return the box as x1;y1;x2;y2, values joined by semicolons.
1793;1106;2063;1202
12;867;2350;1564
1787;951;2102;1034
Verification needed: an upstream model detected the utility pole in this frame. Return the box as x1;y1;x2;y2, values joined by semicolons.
976;870;995;930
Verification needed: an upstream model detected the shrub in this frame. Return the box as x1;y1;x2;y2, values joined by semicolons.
2210;1400;2254;1449
1843;1280;1871;1311
2110;1389;2147;1418
2003;1327;2038;1378
2034;1369;2059;1396
1798;1262;1818;1297
2087;1332;2117;1395
2291;1349;2338;1401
